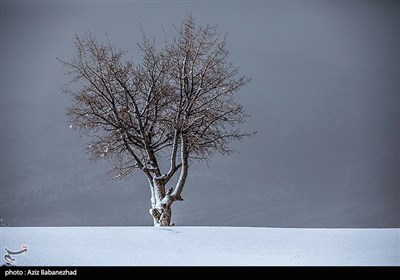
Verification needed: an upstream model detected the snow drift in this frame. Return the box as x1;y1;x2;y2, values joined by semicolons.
1;227;398;266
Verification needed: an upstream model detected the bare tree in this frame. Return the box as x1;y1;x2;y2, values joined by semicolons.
60;15;252;226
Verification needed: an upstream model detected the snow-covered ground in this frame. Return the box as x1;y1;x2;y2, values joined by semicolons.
1;227;398;266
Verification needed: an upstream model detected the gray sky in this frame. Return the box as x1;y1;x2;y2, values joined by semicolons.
1;0;399;227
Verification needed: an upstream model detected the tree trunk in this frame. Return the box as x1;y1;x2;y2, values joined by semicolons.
150;204;172;226
149;201;173;226
149;181;174;226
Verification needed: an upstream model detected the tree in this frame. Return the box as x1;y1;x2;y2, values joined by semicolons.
60;15;252;226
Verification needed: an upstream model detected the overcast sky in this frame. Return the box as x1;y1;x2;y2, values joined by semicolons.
1;0;398;227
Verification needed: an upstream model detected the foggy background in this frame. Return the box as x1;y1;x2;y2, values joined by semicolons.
1;1;398;227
